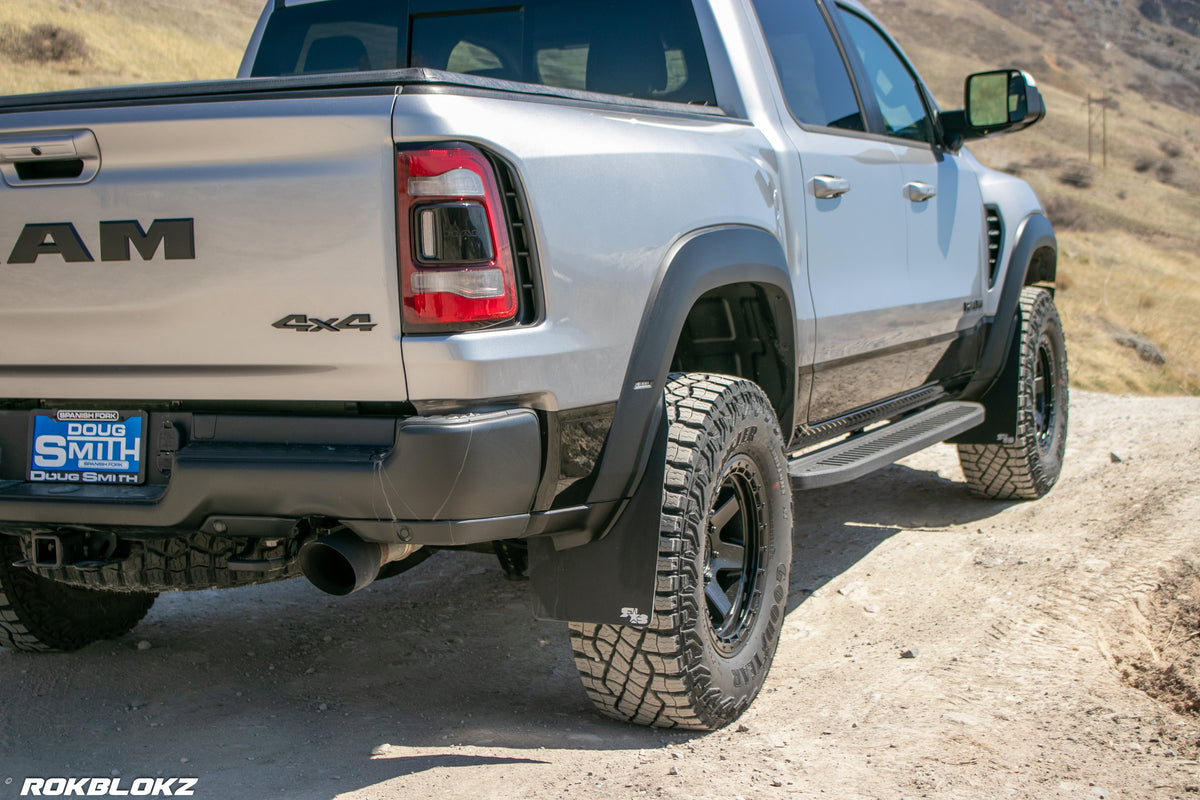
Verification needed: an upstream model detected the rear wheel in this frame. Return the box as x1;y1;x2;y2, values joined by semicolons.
0;536;156;652
958;287;1069;499
570;374;793;730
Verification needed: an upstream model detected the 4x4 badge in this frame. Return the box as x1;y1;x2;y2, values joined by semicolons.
272;314;377;333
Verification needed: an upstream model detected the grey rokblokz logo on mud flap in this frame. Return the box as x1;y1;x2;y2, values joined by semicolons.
619;607;649;625
17;777;198;796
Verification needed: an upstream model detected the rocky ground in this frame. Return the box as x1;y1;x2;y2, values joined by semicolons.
1;390;1198;800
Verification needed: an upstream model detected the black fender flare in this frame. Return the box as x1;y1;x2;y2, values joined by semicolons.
953;212;1057;444
530;225;795;625
589;224;796;506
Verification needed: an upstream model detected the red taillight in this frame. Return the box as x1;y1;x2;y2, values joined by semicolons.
397;143;518;330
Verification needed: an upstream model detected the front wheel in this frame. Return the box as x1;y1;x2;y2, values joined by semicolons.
958;287;1069;499
570;374;793;730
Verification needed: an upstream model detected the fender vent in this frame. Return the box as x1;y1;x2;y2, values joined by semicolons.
986;205;1003;287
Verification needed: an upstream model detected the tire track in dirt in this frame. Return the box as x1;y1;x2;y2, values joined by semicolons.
913;394;1200;798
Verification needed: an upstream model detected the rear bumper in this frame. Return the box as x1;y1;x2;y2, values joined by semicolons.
0;407;552;546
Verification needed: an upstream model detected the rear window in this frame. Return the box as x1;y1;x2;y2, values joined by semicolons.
250;0;717;106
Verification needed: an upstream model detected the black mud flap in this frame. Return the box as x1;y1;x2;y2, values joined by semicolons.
953;213;1055;446
528;413;666;627
950;319;1021;446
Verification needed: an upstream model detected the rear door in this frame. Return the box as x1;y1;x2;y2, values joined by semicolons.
750;0;915;421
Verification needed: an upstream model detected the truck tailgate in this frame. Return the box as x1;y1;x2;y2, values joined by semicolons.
0;87;405;402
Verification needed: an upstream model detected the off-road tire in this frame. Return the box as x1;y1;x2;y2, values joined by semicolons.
569;374;793;730
959;287;1069;499
0;536;156;652
29;533;301;593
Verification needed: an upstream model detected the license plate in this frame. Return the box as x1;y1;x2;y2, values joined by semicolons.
28;410;147;485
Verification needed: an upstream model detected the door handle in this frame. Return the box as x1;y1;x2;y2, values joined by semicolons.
0;130;101;186
812;175;851;199
904;181;937;202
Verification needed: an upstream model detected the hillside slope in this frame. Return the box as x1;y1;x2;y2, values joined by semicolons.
0;0;1196;394
0;0;261;93
871;0;1200;112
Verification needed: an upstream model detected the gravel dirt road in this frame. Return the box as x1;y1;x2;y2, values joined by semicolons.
2;390;1198;800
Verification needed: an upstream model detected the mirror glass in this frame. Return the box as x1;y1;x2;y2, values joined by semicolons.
967;71;1011;128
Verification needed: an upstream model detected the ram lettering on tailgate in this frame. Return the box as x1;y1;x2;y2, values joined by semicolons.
4;219;195;263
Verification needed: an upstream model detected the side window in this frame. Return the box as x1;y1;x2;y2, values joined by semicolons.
839;11;934;144
749;0;864;131
410;10;524;81
251;0;403;77
529;0;715;104
251;0;716;106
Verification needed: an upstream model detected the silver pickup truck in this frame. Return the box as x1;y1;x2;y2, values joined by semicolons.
0;0;1064;730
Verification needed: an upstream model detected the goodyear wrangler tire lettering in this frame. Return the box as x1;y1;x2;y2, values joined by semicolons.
568;374;793;730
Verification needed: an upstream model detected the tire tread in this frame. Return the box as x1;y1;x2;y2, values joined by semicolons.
569;374;790;730
958;287;1069;500
33;534;300;593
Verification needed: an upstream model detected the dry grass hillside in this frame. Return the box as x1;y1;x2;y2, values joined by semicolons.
0;0;1196;395
0;0;261;92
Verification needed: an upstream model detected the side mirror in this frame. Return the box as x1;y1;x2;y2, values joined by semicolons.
968;69;1044;131
941;69;1045;147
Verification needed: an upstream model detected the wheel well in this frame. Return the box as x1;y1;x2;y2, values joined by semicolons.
669;283;793;428
1025;245;1057;286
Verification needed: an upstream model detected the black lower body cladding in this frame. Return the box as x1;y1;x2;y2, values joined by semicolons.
0;408;543;546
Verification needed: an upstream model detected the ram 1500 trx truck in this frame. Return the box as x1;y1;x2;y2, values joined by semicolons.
0;0;1064;730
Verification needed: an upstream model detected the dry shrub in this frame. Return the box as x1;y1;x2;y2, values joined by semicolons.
1043;195;1092;231
1139;0;1166;23
1058;163;1095;189
0;24;89;64
1157;160;1177;184
1159;139;1184;159
1027;153;1061;170
1134;156;1156;173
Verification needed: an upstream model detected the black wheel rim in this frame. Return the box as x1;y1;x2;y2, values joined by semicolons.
1033;337;1058;452
703;455;766;653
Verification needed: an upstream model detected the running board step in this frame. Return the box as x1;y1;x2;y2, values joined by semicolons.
789;401;984;490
